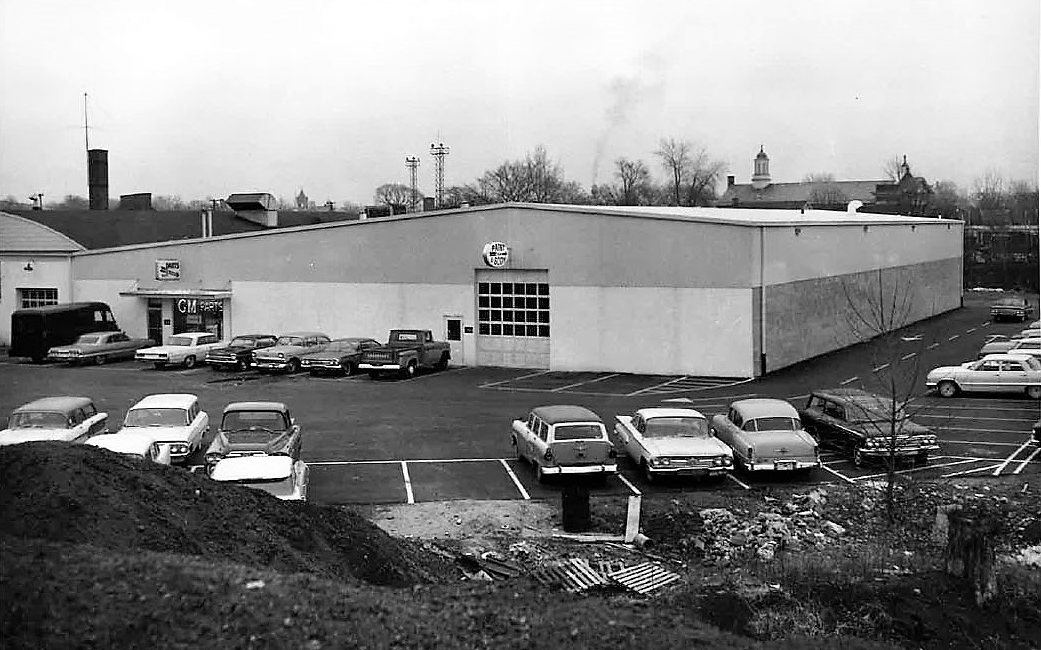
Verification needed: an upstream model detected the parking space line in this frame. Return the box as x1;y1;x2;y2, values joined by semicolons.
927;343;940;350
616;473;642;496
872;363;889;373
901;353;916;361
992;440;1034;476
726;473;751;490
966;327;977;333
942;463;1003;478
981;321;991;327
819;463;856;484
480;370;552;388
917;413;1036;423
400;461;414;504
1012;446;1041;474
948;335;959;342
915;402;1041;412
840;377;859;386
498;459;530;500
855;457;983;481
939;438;1028;446
626;377;688;397
551;373;620;392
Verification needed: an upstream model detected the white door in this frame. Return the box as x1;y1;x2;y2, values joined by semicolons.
444;315;463;366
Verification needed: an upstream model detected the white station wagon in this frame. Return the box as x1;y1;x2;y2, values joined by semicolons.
510;405;618;483
121;393;209;463
135;332;225;369
0;396;108;446
927;353;1041;399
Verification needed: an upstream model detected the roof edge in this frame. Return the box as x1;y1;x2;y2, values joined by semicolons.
1;211;87;252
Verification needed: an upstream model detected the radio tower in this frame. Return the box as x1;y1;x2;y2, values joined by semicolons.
405;156;420;212
430;141;450;209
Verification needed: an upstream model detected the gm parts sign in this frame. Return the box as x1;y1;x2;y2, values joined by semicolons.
482;242;509;268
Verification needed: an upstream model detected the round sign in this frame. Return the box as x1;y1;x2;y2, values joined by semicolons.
482;241;509;268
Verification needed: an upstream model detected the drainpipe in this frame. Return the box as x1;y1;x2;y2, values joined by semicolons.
759;225;767;377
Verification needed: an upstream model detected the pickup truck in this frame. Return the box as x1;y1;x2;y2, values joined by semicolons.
358;329;451;379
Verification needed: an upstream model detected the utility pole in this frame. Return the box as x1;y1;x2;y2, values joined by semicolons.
430;141;450;209
405;156;420;213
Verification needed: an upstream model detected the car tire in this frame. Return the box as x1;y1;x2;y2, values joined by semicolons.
287;358;301;374
434;353;449;371
641;460;656;484
915;453;930;466
401;360;417;380
342;361;355;377
511;436;524;461
95;355;107;366
1027;386;1041;400
535;463;546;484
937;381;959;398
236;359;249;372
853;447;866;468
153;362;166;370
183;355;196;369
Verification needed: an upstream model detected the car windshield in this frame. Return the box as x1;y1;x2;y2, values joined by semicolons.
229;338;256;347
238;477;295;498
8;411;70;429
553;423;603;441
996;298;1026;306
751;417;801;432
167;336;192;346
125;408;188;427
275;336;304;346
643;416;709;438
221;411;287;433
75;335;101;345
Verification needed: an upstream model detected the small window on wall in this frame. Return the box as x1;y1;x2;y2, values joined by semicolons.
18;288;58;309
477;282;550;338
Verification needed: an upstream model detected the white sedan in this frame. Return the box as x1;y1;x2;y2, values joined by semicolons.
135;331;225;369
87;432;172;464
613;407;733;482
120;393;209;463
927;353;1041;399
209;455;309;501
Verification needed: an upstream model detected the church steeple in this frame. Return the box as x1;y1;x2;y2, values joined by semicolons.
751;145;771;190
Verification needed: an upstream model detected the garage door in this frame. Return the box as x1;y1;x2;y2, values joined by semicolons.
475;269;550;368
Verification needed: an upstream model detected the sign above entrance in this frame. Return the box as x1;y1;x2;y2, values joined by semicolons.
177;298;223;314
481;242;509;268
155;259;181;281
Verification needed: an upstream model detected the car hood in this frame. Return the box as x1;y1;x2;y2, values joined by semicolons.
0;428;76;445
642;436;731;457
255;345;307;357
121;425;191;443
928;365;966;377
855;420;933;438
219;431;288;455
137;345;186;355
979;341;1015;354
209;345;252;355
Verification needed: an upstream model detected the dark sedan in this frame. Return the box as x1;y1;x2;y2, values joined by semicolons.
299;337;381;376
205;334;277;371
798;388;939;467
991;296;1034;322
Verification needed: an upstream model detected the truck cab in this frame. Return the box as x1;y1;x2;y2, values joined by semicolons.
358;329;451;379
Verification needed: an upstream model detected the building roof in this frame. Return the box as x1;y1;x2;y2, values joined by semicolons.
719;180;887;206
0;211;85;253
5;209;266;250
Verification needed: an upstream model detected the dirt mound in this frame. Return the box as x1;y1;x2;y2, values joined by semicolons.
0;442;455;586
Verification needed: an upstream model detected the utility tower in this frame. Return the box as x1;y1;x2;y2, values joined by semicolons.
405;156;420;212
429;141;450;209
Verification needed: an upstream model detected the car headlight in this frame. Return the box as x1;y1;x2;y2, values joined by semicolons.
205;452;223;465
722;456;732;466
278;352;285;359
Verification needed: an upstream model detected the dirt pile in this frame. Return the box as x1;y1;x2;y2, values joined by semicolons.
0;442;455;586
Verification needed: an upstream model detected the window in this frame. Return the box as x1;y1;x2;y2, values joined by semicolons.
19;288;59;309
980;361;1002;372
477;281;550;337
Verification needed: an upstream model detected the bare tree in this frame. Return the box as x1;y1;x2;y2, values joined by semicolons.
973;170;1007;211
654;138;727;206
654;138;690;205
374;183;418;212
931;180;965;219
472;146;581;204
614;158;651;206
685;148;728;207
882;155;905;182
803;172;848;208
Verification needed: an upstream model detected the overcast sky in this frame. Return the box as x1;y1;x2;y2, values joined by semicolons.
0;0;1037;206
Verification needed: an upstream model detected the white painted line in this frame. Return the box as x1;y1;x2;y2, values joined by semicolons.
917;413;1037;423
551;373;620;392
482;385;630;397
400;461;414;504
627;376;689;397
480;370;552;388
901;353;916;361
855;457;983;481
872;363;890;373
966;327;977;333
499;459;530;500
927;343;940;350
616;472;642;496
981;322;991;327
901;335;923;342
992;440;1034;476
819;463;856;484
948;335;959;342
939;438;1029;447
942;463;1004;478
840;377;859;386
726;473;751;490
916;401;1041;412
309;457;509;466
1012;446;1041;475
787;394;810;401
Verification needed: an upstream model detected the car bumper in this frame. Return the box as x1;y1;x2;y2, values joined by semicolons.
746;459;820;472
208;358;244;367
136;355;170;362
859;444;939;458
540;463;618;476
254;360;290;370
359;363;401;371
47;352;80;361
648;465;731;476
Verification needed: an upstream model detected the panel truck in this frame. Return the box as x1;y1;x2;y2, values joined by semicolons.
358;329;450;379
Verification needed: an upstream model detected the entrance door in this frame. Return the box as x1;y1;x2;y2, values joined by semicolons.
444;316;463;366
147;299;163;345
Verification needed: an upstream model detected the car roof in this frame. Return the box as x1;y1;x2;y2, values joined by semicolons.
13;396;94;413
87;432;154;454
531;405;603;424
981;353;1036;362
169;331;213;338
634;407;706;419
1013;337;1041;344
277;331;328;338
76;331;119;337
810;388;893;410
222;401;289;413
211;455;294;481
994;297;1028;305
730;398;799;419
230;333;276;339
129;393;199;409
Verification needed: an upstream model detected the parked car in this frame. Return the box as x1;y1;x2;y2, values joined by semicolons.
991;296;1033;322
710;398;820;473
121;394;209;464
300;337;382;376
1032;420;1041;445
0;396;108;446
927;353;1041;399
614;407;732;482
205;334;278;371
252;332;331;374
798;388;939;467
86;432;172;465
359;329;450;379
204;402;302;470
10;301;118;363
135;331;225;369
209;456;309;501
978;337;1041;360
47;331;154;365
510;405;617;483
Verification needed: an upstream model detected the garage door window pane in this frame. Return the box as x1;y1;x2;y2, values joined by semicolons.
477;279;549;338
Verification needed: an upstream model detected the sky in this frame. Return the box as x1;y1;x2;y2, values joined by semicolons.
0;0;1037;206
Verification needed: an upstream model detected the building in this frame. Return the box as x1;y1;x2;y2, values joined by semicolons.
44;203;961;377
719;148;934;214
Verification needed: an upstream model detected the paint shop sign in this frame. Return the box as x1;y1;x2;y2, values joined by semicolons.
482;242;509;268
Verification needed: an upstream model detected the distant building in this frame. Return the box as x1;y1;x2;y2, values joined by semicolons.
718;148;934;215
295;189;308;210
119;193;153;210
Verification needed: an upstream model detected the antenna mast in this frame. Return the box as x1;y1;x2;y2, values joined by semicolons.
405;156;420;212
83;92;90;151
429;141;449;209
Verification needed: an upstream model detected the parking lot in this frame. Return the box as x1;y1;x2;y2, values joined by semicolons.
1;297;1037;505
